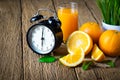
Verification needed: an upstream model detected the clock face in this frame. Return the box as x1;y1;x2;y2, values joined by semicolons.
27;25;55;54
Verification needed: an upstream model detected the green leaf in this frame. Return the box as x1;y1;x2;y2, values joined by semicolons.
82;61;93;70
38;55;57;63
106;60;115;68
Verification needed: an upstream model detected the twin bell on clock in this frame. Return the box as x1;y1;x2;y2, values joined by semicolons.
26;8;63;55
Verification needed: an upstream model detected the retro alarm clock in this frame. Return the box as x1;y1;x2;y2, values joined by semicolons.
27;9;63;55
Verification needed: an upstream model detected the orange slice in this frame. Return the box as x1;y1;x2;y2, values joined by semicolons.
67;31;93;55
59;47;84;67
91;44;106;62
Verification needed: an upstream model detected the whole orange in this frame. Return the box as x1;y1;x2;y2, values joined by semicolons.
79;22;103;43
99;30;120;57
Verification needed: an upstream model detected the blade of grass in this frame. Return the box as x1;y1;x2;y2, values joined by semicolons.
96;0;106;23
116;0;120;25
111;0;114;24
105;0;109;24
113;0;118;25
118;10;120;25
96;0;120;25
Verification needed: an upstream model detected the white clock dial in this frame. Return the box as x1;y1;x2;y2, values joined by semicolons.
29;25;55;54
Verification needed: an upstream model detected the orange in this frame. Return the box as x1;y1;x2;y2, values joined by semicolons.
79;22;103;43
91;44;106;62
59;47;84;67
67;31;93;55
99;30;120;57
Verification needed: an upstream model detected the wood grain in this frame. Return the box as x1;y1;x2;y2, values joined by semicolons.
0;0;120;80
0;0;23;80
22;0;77;80
22;0;53;79
93;68;120;80
53;0;98;79
53;0;120;80
74;0;98;79
84;0;102;24
82;1;120;80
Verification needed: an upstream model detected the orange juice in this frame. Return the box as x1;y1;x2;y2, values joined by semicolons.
58;8;78;42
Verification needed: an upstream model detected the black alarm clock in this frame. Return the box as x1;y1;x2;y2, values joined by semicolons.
27;9;63;55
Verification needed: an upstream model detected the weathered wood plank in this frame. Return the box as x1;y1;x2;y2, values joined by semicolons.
93;68;120;80
84;1;120;80
84;0;102;25
22;0;53;79
53;0;98;80
0;0;23;80
22;0;77;80
76;69;97;80
115;57;120;67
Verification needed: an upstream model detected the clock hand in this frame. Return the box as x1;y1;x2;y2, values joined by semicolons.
41;27;44;47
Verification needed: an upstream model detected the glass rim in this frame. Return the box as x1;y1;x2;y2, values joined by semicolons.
57;2;78;8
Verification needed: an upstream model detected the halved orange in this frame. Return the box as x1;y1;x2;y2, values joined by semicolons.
59;47;84;67
91;44;106;62
67;31;93;55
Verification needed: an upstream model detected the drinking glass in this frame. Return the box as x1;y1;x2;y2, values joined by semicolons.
57;2;78;43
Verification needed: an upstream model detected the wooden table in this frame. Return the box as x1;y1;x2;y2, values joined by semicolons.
0;0;120;80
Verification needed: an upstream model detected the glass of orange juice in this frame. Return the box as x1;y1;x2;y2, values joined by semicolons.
57;2;78;43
